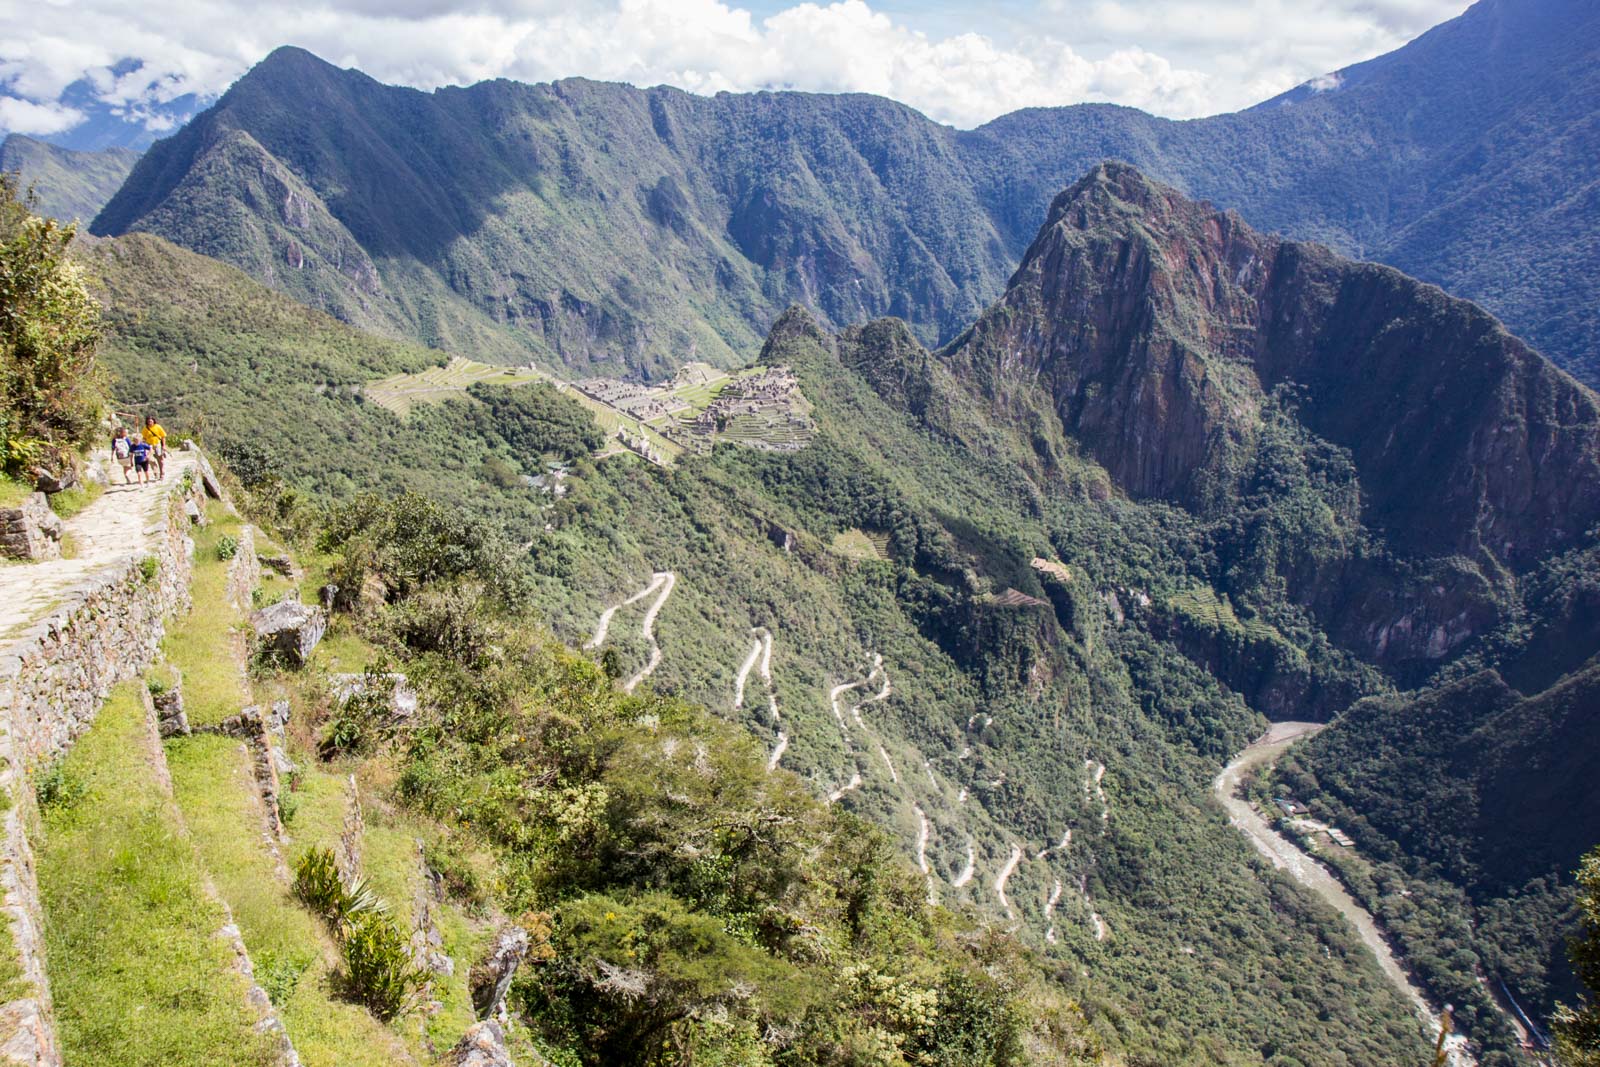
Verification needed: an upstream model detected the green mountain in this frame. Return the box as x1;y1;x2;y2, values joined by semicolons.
0;134;139;224
91;0;1600;386
85;153;1600;1061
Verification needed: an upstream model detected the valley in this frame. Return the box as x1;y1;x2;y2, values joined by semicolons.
3;3;1598;1062
1215;724;1477;1066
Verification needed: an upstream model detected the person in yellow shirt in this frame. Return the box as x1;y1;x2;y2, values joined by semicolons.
143;416;168;481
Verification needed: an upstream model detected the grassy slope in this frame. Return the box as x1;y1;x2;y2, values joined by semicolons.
163;507;507;1065
36;681;278;1067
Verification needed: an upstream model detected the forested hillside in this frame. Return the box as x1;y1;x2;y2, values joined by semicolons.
80;118;1600;1060
0;134;138;223
88;0;1600;385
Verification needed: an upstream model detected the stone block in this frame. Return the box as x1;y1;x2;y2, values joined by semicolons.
250;600;326;667
0;495;62;562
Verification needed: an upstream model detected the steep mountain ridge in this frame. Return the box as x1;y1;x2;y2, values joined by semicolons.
942;163;1600;573
0;134;139;223
90;0;1600;383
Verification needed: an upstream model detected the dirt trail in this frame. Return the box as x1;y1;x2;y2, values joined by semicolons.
1044;880;1063;943
584;570;669;650
581;570;678;693
826;770;862;803
732;633;762;708
1085;759;1108;831
994;844;1024;919
1216;723;1474;1066
952;838;976;888
734;627;787;770
0;451;200;641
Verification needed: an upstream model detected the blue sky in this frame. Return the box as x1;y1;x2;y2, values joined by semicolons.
1;0;1473;140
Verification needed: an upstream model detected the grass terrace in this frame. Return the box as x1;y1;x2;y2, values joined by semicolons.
36;682;279;1067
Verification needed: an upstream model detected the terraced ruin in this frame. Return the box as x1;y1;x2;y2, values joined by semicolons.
368;358;815;467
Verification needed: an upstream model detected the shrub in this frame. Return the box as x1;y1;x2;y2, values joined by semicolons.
292;847;387;934
0;175;106;471
256;952;310;1007
216;534;239;561
35;761;86;811
319;667;399;758
137;555;159;584
341;912;423;1020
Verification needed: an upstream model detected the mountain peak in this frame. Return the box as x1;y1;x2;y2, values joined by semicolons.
958;164;1600;570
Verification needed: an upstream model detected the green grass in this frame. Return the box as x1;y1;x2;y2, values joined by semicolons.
829;528;887;561
36;682;278;1067
46;481;103;520
163;508;251;729
366;356;544;416
1169;584;1286;645
0;477;33;508
160;521;418;1065
292;759;483;1052
165;737;414;1067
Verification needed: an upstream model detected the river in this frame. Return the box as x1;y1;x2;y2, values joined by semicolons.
1214;722;1476;1067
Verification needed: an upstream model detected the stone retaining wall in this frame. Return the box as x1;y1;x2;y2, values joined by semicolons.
226;525;261;614
0;497;62;564
0;477;201;1066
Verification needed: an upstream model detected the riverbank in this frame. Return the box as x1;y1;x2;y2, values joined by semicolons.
1215;723;1475;1067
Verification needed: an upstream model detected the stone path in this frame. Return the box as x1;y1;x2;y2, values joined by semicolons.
0;451;199;642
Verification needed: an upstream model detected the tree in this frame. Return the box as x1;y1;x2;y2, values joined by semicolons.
0;172;105;473
1556;846;1600;1065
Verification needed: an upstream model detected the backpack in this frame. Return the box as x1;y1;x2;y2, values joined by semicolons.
113;436;130;458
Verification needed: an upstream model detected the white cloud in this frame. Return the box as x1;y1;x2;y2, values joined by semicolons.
0;97;84;135
0;0;1474;139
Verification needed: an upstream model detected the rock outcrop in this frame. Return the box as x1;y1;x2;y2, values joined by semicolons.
945;162;1600;573
451;1020;515;1067
470;926;531;1021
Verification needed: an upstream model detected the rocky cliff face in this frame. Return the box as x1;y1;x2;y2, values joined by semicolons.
945;163;1600;575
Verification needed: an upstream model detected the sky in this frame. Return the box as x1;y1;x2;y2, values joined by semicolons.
0;0;1473;137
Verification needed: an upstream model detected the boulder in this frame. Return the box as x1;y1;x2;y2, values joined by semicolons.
31;464;75;494
184;498;204;525
451;1020;515;1067
258;552;299;579
470;926;530;1021
251;600;326;666
330;673;417;722
196;453;224;499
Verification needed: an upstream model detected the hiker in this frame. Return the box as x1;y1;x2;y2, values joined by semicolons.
143;415;168;480
128;433;154;485
111;427;135;485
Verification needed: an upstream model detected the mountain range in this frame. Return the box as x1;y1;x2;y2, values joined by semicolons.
16;0;1599;1061
0;134;138;223
82;155;1600;1063
71;0;1600;387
